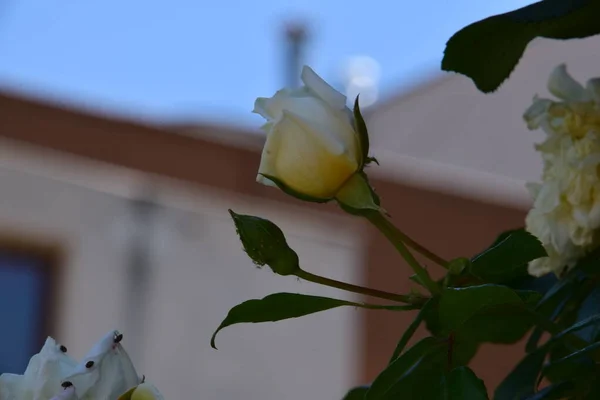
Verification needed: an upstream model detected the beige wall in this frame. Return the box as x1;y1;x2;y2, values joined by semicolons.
0;140;364;399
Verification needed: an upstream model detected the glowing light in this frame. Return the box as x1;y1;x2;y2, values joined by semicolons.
342;56;381;108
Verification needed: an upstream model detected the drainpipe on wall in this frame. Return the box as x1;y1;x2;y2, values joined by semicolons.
122;189;160;364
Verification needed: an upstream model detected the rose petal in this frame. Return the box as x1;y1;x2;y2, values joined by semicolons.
586;78;600;104
50;386;77;400
64;330;140;399
301;66;347;110
548;64;588;102
0;373;24;399
262;110;357;198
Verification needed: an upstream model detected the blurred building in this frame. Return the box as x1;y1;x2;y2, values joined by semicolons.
0;35;598;398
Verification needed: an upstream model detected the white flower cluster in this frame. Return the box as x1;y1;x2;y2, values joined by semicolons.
0;330;163;400
524;64;600;276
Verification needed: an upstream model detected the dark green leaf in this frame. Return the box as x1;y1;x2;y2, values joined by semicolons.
437;285;541;345
442;0;600;93
470;229;546;283
584;381;600;399
522;381;575;400
490;228;522;247
438;285;540;333
387;358;445;399
384;339;479;400
542;342;600;382
574;286;600;342
353;95;370;168
211;293;410;349
259;173;331;203
388;299;434;364
343;386;369;400
571;247;600;276
448;337;480;369
459;307;537;344
443;366;488;400
229;210;300;276
375;349;447;400
495;346;549;400
552;314;600;343
526;277;576;352
506;273;558;294
365;337;446;399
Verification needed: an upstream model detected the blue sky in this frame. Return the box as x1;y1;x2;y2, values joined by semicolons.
0;0;532;127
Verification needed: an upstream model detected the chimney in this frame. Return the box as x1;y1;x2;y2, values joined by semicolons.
284;22;308;89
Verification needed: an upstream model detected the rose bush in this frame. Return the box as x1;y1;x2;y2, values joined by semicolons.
216;54;600;398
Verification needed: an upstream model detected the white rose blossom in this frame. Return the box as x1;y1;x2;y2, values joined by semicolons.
0;330;164;400
524;64;600;276
253;65;379;211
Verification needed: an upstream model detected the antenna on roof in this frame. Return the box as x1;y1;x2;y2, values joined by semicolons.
284;21;309;89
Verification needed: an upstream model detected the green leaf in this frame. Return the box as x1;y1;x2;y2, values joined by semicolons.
574;286;600;342
365;337;446;399
522;381;575;400
382;353;446;400
542;341;600;382
210;293;411;349
437;285;541;345
470;229;546;283
442;0;600;93
525;275;576;352
388;299;434;364
439;285;540;333
584;381;600;399
229;210;300;276
571;247;600;277
495;346;549;400
552;314;600;343
343;386;369;400
259;173;331;203
353;95;370;168
443;366;489;400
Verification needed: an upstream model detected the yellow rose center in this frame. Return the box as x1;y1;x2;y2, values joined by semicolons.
549;102;600;139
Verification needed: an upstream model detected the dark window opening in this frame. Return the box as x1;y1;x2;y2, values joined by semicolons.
0;238;62;375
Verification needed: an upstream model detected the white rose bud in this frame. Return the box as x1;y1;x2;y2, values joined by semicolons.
253;65;379;212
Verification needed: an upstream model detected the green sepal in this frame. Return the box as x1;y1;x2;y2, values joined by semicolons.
336;172;381;215
353;95;370;168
